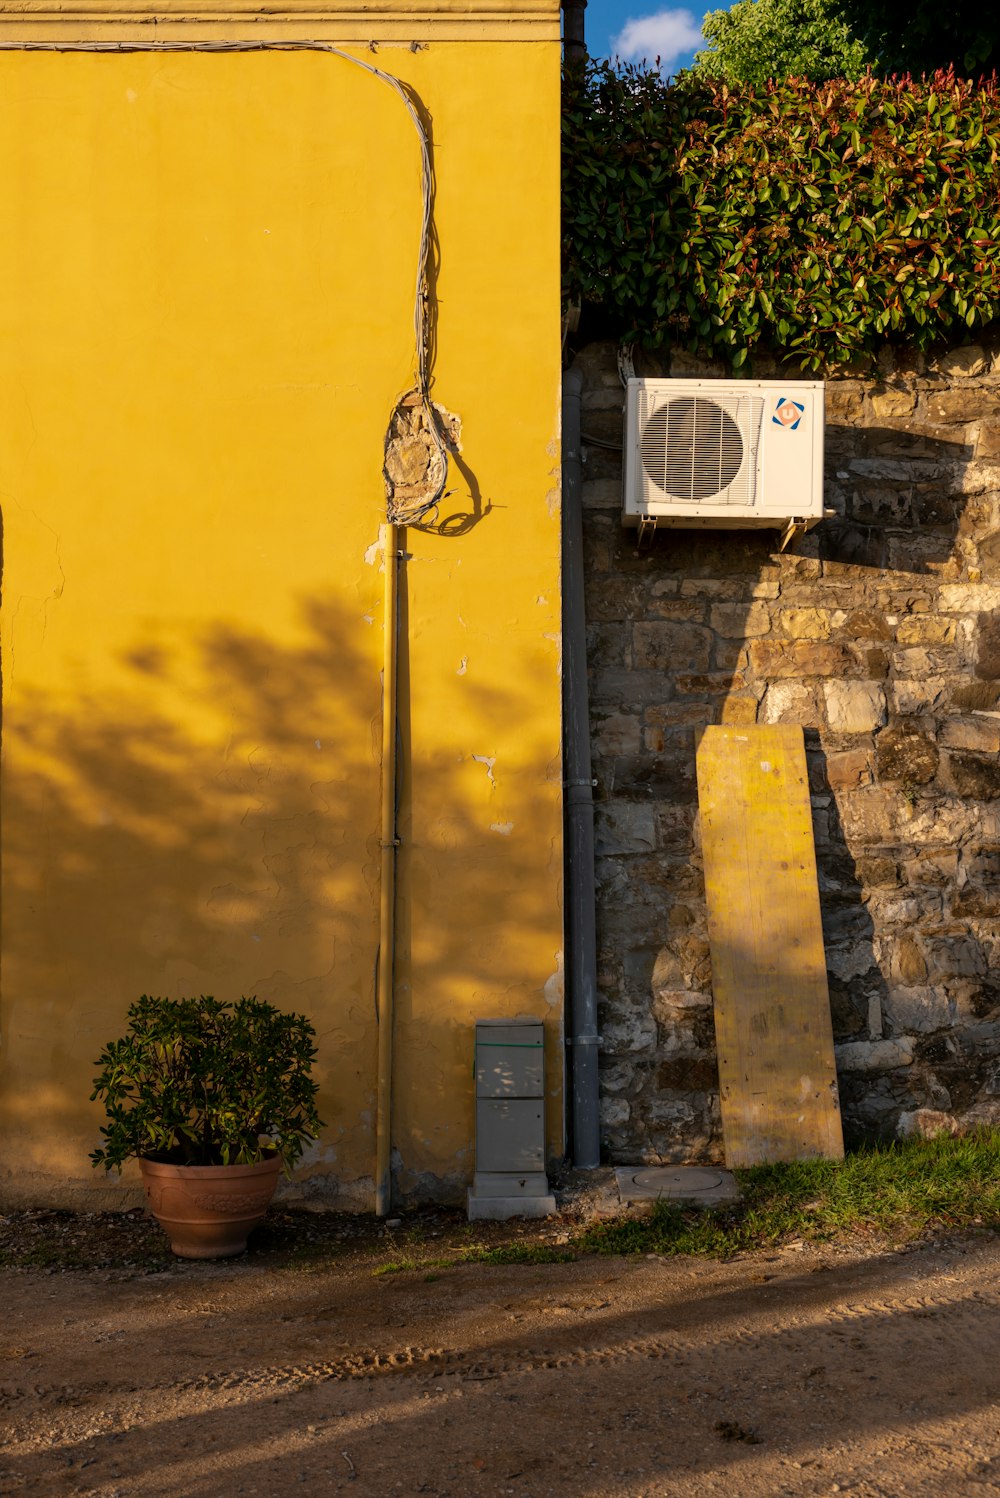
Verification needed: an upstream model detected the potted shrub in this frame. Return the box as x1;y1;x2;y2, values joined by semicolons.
90;994;324;1259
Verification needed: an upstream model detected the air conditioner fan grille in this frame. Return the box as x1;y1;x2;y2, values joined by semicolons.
640;394;762;505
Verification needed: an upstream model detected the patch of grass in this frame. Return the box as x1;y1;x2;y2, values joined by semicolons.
371;1255;454;1277
579;1131;1000;1260
456;1241;576;1267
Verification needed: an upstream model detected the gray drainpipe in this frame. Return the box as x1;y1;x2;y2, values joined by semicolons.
562;364;601;1169
562;0;588;63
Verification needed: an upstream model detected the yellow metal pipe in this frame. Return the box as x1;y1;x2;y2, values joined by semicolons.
375;522;400;1217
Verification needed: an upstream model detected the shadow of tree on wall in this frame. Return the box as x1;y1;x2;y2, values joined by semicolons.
1;588;562;1206
580;372;1000;1162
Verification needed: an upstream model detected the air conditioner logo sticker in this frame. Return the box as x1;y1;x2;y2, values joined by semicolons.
773;398;805;430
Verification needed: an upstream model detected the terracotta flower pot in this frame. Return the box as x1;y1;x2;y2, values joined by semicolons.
138;1155;281;1259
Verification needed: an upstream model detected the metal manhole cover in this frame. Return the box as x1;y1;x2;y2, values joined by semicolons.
614;1165;740;1205
629;1168;725;1194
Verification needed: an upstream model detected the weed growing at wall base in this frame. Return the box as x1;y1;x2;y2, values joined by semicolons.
579;1130;1000;1258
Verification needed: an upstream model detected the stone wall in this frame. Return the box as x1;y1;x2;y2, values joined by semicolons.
577;337;1000;1162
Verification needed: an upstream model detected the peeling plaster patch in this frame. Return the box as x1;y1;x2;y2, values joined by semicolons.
296;1140;338;1170
457;657;468;676
536;595;549;606
490;821;514;835
546;486;560;519
125;87;138;103
364;526;388;568
472;754;497;788
543;950;565;1009
362;613;374;625
315;740;322;749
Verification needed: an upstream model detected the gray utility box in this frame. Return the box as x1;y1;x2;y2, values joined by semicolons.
467;1017;556;1221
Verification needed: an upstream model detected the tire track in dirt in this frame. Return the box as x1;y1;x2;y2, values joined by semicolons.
10;1274;990;1424
5;1277;1000;1417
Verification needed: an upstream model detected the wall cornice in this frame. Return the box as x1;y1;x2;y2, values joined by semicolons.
0;0;560;41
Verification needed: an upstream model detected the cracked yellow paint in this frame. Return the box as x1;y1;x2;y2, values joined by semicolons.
0;10;563;1208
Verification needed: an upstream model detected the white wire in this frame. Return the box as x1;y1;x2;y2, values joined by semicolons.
0;37;449;523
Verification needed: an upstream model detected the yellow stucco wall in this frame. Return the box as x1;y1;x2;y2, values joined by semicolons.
0;16;562;1208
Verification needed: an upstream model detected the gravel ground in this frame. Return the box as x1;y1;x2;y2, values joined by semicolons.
3;1204;1000;1497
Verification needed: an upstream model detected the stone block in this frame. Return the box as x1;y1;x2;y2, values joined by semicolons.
609;751;698;803
679;578;744;599
674;671;746;696
600;1096;631;1129
922;931;988;981
955;461;1000;496
887;535;961;575
835;1037;915;1071
586;622;628;669
826;748;872;790
951;887;1000;918
901;849;958;886
718;695;759;727
592;710;643;757
927;389;1000;423
839;609;894;642
939;583;1000;613
758;681;821;726
582;478;622;510
875;720;939;786
590;669;669;708
748;640;853;679
887;933;928;985
975;613;1000;678
945;751;1000;799
778;607;834;640
650;936;711;993
890;678;949;714
855;855;900;887
655;806;697;852
936;345;987;379
824;681;887;734
585;575;652;623
896;616;957;646
835;787;904;842
594;803;656;856
709;601;771;638
897;1108;958;1138
826;941;878;983
648;597;708;623
633;621;713;672
883;986;956;1034
644;702;717;735
951;680;1000;712
940;715;1000;753
976;426;1000;460
600;1006;658;1055
892;648;957;680
869;387;918;418
825;382;866;422
961;843;1000;883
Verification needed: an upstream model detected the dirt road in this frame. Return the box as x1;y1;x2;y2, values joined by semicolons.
3;1233;1000;1497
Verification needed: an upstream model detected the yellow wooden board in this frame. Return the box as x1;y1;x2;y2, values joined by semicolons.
696;725;844;1168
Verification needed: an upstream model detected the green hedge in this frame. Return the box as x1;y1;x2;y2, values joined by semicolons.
563;64;1000;371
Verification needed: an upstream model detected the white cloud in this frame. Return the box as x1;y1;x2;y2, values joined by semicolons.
611;8;705;68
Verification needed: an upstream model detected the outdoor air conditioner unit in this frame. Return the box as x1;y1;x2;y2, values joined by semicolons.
622;378;826;545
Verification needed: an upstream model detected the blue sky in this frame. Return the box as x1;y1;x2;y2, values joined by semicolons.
583;0;732;71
